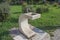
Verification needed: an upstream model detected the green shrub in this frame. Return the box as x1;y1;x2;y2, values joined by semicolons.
0;2;10;22
22;2;34;13
36;7;42;13
42;7;49;12
53;3;58;7
36;6;49;13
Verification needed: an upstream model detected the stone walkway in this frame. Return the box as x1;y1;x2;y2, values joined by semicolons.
52;29;60;40
10;27;50;40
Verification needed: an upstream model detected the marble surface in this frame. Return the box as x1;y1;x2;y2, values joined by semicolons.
19;13;41;38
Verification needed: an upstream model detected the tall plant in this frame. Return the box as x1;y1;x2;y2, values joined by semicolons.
0;0;10;22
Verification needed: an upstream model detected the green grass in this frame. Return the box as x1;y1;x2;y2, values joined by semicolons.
0;5;60;40
0;5;22;40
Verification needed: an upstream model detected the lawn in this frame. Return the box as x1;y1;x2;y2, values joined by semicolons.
0;5;60;40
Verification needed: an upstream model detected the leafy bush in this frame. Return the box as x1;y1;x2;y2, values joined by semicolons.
36;7;42;13
36;6;49;13
0;2;10;22
22;2;34;13
22;6;34;13
42;7;49;12
53;2;58;7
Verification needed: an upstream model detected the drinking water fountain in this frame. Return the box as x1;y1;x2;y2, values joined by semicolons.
19;12;41;38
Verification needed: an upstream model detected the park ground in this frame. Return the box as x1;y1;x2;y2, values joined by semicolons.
0;5;60;40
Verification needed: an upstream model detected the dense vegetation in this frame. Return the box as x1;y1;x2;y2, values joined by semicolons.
0;0;10;22
10;0;60;5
